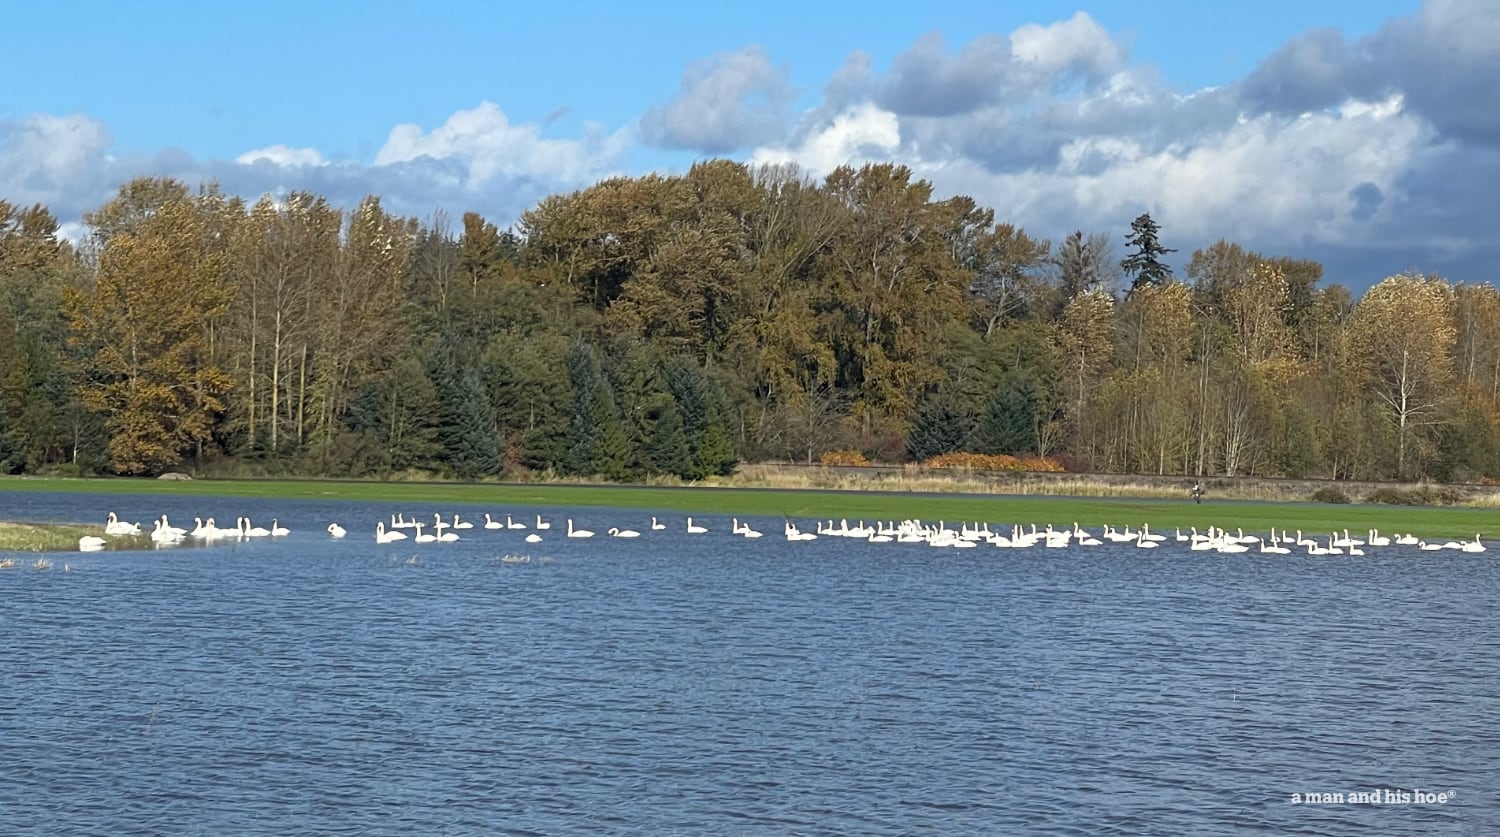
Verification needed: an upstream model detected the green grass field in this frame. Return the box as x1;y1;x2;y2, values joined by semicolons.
1;475;1495;543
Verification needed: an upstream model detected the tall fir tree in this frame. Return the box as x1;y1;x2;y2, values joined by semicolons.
647;405;692;478
906;391;971;462
972;383;1036;455
1121;213;1176;296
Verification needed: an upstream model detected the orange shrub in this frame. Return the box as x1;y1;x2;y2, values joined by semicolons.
820;449;871;466
922;452;1066;472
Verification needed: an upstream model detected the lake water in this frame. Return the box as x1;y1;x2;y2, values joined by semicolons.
1;491;1497;835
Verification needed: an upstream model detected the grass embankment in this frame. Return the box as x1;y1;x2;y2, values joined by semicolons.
0;521;109;553
1;474;1496;541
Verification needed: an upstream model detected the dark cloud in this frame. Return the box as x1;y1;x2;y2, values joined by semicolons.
874;14;1123;118
1238;0;1500;145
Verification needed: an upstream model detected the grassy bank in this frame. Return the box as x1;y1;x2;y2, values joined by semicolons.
1;474;1496;541
0;521;108;553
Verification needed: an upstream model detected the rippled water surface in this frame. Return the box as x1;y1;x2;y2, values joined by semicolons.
2;492;1498;834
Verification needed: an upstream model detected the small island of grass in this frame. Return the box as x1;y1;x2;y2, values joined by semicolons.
0;522;116;553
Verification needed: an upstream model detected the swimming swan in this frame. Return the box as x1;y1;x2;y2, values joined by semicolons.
375;521;407;543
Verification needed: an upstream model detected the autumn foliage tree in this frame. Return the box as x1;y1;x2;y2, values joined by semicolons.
66;183;234;474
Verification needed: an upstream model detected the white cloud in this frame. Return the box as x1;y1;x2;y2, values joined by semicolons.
0;113;113;210
374;100;626;188
751;102;900;173
639;45;796;152
235;144;325;167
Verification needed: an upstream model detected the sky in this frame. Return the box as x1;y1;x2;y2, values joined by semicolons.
5;0;1496;291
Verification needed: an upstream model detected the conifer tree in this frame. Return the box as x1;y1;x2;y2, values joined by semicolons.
648;406;692;477
972;383;1036;454
1121;213;1176;296
906;391;971;462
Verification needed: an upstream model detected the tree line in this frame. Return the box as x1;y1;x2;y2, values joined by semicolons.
1;161;1496;483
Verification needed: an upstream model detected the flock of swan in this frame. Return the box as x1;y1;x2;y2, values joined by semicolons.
366;512;700;544
360;515;1486;555
776;520;1487;554
75;511;1485;556
81;512;292;550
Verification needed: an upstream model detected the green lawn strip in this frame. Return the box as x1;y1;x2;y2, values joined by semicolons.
2;476;1494;541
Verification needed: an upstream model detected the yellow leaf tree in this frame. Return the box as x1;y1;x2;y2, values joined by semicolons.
66;185;234;474
1347;274;1457;478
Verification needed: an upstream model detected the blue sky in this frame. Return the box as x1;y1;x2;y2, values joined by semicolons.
7;0;1495;290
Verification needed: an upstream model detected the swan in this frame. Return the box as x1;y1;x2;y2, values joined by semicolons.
525;532;542;543
484;513;504;530
105;512;141;536
198;517;226;539
651;516;666;530
413;522;436;544
392;512;416;529
784;521;817;541
535;515;551;530
732;518;763;538
686;517;708;534
239;517;270;537
327;523;347;538
435;524;460;543
79;535;107;551
1135;531;1159;548
1461;535;1486;553
506;514;527;530
375;521;407;543
567;519;594;538
270;519;290;537
151;520;183;544
451;514;474;530
190;517;209;538
609;527;640;538
1260;537;1290;555
158;515;188;537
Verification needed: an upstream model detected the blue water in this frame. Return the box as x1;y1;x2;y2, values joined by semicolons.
1;492;1497;835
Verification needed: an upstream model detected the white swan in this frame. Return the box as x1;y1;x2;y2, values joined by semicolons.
506;514;527;530
375;521;407;543
535;514;552;530
239;517;270;537
1461;535;1486;553
484;513;504;530
567;519;594;538
270;519;290;537
651;516;666;531
158;515;188;537
79;535;107;551
326;523;347;538
105;512;141;536
524;532;542;543
151;519;183;544
609;527;640;538
435;523;460;543
686;517;708;534
451;513;474;530
413;522;436;544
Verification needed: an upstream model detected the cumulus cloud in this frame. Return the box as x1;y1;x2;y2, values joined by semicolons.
0;102;630;237
639;45;795;153
375;100;628;187
235;144;325;167
0;113;115;214
747;1;1500;285
876;13;1124;117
